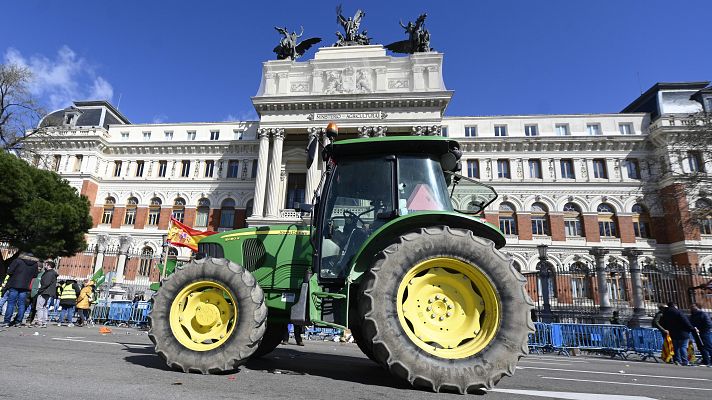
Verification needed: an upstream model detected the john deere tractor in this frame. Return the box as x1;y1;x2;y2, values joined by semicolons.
149;126;533;393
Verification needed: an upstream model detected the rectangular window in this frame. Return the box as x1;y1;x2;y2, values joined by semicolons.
251;159;258;178
571;277;590;299
499;217;517;235
464;126;477;137
52;155;61;171
171;209;185;223
181;160;191;177
466;160;479;178
441;127;449;137
187;131;196;140
227;160;239;178
210;130;220;141
497;159;511;179
204;160;215;177
233;130;243;140
101;209;113;224
564;220;582;236
121;132;129;141
528;159;542;179
164;131;173;140
599;221;617;237
586;123;602;136
220;209;235;228
148;209;160;225
701;219;712;235
196;208;209;227
124;208;136;225
135;161;145;177
285;173;307;209
560;159;575;179
113;161;122;177
525;124;538;136
555;124;570;136
592;159;608;179
688;151;704;172
142;131;151;141
619;123;633;135
73;155;83;172
531;218;548;235
626;159;641;179
633;221;650;238
494;125;508;137
158;160;167;178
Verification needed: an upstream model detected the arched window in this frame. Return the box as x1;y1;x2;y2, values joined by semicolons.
196;198;210;227
148;197;162;225
168;247;178;259
597;203;617;237
172;197;186;223
499;202;517;235
632;204;652;238
570;261;591;299
245;199;254;218
101;197;116;224
220;198;236;228
138;247;153;277
531;202;549;236
696;199;712;235
563;202;583;237
124;197;138;225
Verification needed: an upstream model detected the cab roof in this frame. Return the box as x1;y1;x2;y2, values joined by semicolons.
325;136;460;159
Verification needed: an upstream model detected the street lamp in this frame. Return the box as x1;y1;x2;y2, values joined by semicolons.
537;244;553;323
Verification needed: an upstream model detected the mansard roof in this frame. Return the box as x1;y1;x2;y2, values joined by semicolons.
40;100;130;129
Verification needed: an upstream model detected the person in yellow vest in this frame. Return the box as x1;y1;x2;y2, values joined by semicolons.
75;280;95;327
57;280;81;327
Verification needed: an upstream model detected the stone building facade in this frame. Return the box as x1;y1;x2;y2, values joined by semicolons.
27;46;712;310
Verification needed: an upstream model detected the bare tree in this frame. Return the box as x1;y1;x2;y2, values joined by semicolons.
0;62;50;153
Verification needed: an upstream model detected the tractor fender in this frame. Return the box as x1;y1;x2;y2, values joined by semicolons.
347;211;505;284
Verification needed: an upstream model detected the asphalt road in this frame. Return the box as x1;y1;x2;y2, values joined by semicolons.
0;325;710;400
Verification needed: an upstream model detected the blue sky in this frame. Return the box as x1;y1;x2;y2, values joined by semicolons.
2;1;710;123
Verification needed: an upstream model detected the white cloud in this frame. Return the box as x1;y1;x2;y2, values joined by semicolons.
152;114;168;124
3;46;114;110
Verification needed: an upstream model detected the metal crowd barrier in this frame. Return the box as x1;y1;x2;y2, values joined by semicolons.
529;323;637;359
90;300;152;328
528;322;552;354
627;327;664;362
304;326;343;341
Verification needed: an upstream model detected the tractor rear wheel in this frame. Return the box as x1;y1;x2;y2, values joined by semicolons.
149;257;267;373
358;226;533;393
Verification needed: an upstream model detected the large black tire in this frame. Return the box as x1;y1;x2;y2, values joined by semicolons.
358;226;534;393
251;321;287;358
348;290;378;363
149;257;267;373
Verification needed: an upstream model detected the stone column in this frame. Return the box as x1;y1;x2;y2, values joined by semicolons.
265;128;285;218
305;128;322;203
92;234;109;274
114;235;133;284
590;247;612;321
251;129;271;217
623;248;645;327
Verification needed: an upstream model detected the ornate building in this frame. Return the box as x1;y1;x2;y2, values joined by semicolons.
28;44;712;312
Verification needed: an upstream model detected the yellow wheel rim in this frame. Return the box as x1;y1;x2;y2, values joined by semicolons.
169;280;237;352
396;257;500;359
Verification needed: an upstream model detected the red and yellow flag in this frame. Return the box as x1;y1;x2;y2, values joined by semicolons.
166;217;217;252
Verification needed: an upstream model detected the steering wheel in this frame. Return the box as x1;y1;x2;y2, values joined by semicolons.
343;210;366;228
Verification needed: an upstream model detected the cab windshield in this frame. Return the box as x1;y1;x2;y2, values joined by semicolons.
319;155;452;279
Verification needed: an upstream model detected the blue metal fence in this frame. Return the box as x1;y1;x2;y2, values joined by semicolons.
528;323;667;362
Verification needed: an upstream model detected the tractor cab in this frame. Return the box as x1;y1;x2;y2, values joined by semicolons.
306;133;498;283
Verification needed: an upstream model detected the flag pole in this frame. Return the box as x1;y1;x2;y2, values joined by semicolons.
161;219;172;282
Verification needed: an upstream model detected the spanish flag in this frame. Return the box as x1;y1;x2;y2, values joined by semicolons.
166;217;217;252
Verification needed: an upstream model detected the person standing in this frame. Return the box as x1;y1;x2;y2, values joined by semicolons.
663;302;696;366
690;303;712;367
34;261;58;328
653;304;669;337
75;280;95;327
0;253;40;327
57;279;80;326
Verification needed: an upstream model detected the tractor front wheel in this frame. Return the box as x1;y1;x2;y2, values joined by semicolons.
358;226;533;393
149;257;267;373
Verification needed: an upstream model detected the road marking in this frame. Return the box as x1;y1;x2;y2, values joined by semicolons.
519;361;575;366
52;338;150;348
518;366;710;382
527;357;588;363
490;388;656;400
541;377;712;392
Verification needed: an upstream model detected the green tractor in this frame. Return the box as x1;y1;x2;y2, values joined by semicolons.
149;126;534;393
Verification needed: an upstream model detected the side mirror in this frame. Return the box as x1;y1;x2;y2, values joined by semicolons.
298;203;313;213
306;135;318;168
